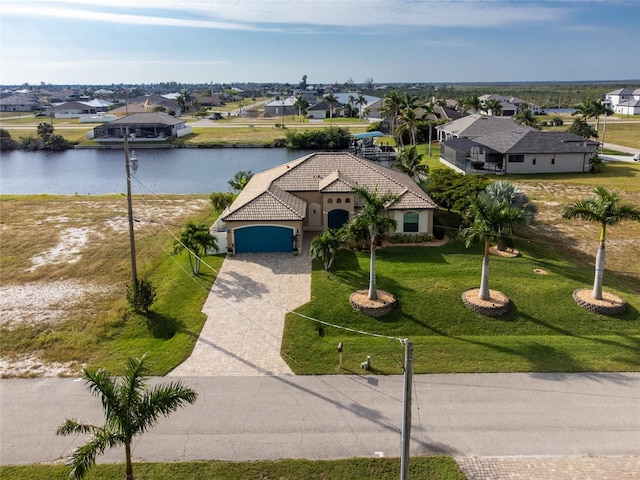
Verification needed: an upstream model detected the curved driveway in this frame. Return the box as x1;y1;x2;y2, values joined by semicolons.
169;247;311;376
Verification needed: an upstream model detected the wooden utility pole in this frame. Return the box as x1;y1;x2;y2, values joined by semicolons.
124;131;138;286
400;338;413;480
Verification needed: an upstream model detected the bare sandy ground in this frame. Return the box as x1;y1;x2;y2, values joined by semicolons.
0;197;210;377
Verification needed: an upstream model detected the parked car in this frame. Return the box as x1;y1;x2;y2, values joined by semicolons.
633;153;640;162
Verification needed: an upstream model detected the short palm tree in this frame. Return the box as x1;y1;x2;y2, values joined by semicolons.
562;187;640;300
397;106;422;146
293;94;308;122
514;105;539;129
393;145;429;183
460;185;528;301
56;355;198;480
325;92;337;122
351;186;400;301
310;229;343;271
356;93;367;121
381;90;403;137
228;170;253;192
174;222;219;275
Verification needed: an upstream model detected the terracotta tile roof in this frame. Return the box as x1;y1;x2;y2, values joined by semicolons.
222;152;437;222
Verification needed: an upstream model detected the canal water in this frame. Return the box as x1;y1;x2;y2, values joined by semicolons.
0;148;316;195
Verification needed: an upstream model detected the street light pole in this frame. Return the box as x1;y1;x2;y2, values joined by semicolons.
124;130;138;286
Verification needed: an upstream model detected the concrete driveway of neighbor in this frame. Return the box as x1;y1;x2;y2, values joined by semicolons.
169;247;311;376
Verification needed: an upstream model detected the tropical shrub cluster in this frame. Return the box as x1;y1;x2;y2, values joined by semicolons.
387;233;433;243
284;126;351;150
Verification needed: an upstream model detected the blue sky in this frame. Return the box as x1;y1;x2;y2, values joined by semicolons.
1;0;639;86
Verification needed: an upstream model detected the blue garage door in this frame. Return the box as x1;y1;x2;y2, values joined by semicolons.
234;226;293;253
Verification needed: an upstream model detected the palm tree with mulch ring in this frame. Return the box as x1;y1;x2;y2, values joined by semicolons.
562;187;640;301
351;186;400;301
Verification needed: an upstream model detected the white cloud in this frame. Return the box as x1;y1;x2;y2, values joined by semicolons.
2;0;569;30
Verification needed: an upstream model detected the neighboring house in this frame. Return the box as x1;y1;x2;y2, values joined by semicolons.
440;128;598;174
53;99;112;118
90;112;192;142
216;152;438;254
602;88;640;115
292;89;318;104
478;94;543;116
194;92;223;107
436;114;537;142
264;97;296;117
307;100;344;119
109;94;181;116
0;93;43;112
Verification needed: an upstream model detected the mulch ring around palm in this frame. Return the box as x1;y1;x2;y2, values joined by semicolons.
462;288;511;317
349;289;397;317
572;288;627;316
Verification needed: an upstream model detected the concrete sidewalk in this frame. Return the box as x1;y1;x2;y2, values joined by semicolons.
169;247;311;376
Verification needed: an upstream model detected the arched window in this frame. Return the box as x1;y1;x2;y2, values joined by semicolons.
345;198;351;203
336;198;342;204
327;198;333;204
403;212;419;233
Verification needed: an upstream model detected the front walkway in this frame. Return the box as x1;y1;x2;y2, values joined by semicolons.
169;247;311;376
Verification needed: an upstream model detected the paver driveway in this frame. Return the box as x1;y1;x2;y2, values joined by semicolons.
169;247;311;376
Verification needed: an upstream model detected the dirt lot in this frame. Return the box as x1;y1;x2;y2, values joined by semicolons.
0;195;211;376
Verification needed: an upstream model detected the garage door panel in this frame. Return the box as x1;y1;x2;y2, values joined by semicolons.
235;226;293;253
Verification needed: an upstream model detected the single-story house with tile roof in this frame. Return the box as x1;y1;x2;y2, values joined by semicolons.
441;129;598;174
90;112;192;142
217;152;438;254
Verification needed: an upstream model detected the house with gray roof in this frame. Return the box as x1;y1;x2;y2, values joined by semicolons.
217;152;438;253
440;120;598;174
602;87;640;115
90;112;192;142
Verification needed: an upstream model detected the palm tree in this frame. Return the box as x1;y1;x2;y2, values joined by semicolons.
460;184;528;301
293;94;308;123
381;90;403;137
397;106;423;146
483;98;503;117
348;95;357;117
463;95;482;114
514;105;539;129
56;355;197;480
324;92;337;122
422;100;437;156
356;93;367;121
351;186;400;301
393;145;429;182
562;187;640;300
309;229;343;271
174;222;219;275
228;170;254;192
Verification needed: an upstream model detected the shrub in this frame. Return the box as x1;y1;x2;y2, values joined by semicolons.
433;225;446;240
387;233;434;243
284;126;351;149
126;278;157;314
0;128;17;151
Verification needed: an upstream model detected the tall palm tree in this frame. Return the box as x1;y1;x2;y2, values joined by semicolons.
381;90;403;137
309;229;343;271
293;94;308;122
228;170;254;192
348;95;357;117
174;222;219;275
460;184;528;301
57;355;197;480
324;92;337;122
393;145;429;182
422;100;437;156
351;186;400;301
562;187;640;300
356;93;367;121
397;106;422;146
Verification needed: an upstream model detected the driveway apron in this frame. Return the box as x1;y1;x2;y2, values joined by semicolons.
169;247;311;376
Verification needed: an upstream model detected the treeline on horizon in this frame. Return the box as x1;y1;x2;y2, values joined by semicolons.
3;80;638;107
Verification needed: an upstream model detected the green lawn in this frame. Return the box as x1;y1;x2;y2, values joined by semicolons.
282;240;639;375
0;456;466;480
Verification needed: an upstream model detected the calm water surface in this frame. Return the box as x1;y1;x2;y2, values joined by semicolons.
0;148;315;195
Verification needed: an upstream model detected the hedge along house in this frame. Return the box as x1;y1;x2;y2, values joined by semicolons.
217;152;438;254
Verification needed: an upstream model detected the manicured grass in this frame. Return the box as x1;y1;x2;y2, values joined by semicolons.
282;240;639;375
0;456;466;480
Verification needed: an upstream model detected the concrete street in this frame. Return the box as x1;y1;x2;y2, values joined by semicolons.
1;373;639;466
